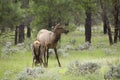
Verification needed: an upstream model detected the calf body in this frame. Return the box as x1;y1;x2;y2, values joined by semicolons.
32;40;43;67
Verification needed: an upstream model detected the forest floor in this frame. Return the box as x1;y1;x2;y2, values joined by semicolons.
0;29;120;80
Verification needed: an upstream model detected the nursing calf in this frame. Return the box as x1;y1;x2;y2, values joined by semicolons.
32;40;43;67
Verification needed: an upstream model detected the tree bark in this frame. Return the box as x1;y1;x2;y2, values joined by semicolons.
119;27;120;41
103;14;108;34
14;26;19;45
27;25;31;38
106;18;113;45
100;0;113;45
119;20;120;41
1;27;5;33
113;0;119;43
102;9;113;45
118;26;120;41
18;24;25;43
100;0;107;34
85;10;92;43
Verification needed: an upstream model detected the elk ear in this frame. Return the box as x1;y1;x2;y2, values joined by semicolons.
56;23;60;26
55;23;61;28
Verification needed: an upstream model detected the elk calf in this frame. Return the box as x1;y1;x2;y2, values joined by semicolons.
32;40;43;67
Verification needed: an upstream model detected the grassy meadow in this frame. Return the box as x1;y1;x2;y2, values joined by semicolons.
0;27;120;80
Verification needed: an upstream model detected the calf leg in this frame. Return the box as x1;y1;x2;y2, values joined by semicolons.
39;55;43;66
32;56;35;67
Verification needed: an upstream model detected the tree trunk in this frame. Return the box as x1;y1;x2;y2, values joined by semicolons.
119;27;120;41
118;26;120;41
27;25;31;38
113;0;119;43
103;14;108;34
1;27;5;33
100;0;113;45
119;20;120;41
119;7;120;41
65;21;69;26
102;10;113;45
13;0;18;3
106;18;113;45
18;24;25;43
14;26;19;45
85;11;92;43
100;0;107;34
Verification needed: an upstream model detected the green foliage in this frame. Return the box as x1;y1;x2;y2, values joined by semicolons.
66;23;76;31
31;0;74;29
0;0;24;30
0;0;106;31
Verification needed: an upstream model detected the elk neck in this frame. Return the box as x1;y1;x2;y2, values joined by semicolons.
53;32;61;43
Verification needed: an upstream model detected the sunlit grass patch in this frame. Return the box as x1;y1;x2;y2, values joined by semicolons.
0;51;32;79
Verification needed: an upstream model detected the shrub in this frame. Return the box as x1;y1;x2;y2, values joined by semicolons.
66;60;100;76
66;23;76;32
79;42;91;50
1;42;28;58
16;67;60;80
104;64;120;80
49;48;69;58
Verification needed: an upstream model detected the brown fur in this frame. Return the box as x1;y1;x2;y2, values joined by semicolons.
37;23;69;67
32;40;43;67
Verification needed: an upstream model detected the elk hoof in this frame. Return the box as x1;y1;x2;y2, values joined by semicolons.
44;63;48;68
59;64;61;67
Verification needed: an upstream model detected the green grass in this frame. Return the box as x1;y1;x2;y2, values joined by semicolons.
0;52;32;79
0;30;120;80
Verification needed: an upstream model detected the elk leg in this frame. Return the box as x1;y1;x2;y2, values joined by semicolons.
43;51;47;67
32;56;35;67
39;55;42;66
46;48;49;67
54;48;61;67
35;60;38;66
